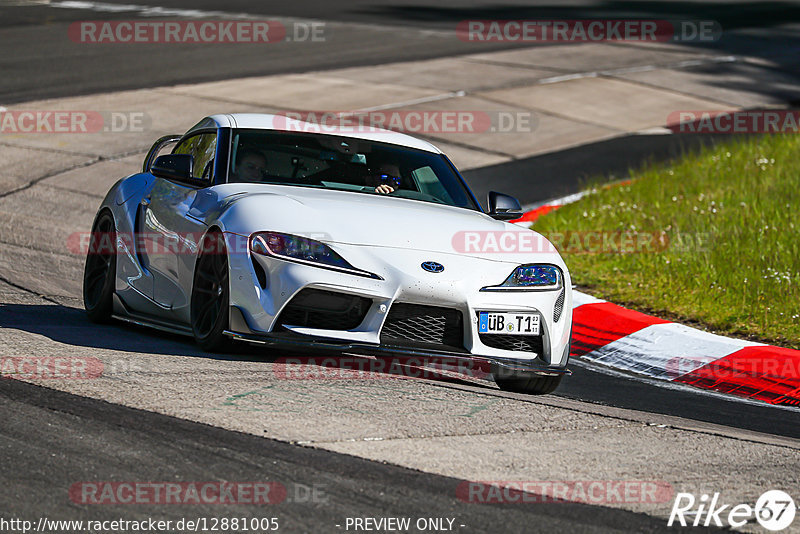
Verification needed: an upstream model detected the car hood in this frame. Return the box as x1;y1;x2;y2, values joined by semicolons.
211;184;562;265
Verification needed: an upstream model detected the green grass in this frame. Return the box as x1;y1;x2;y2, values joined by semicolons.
531;135;800;349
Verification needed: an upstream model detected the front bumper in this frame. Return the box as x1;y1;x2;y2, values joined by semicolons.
228;241;573;368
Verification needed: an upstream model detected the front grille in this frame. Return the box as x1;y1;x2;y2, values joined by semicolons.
276;288;371;331
380;303;464;349
480;333;544;354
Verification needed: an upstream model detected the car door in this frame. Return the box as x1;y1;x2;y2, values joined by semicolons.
138;131;217;317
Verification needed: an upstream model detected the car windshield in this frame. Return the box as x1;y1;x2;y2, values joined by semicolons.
227;130;480;210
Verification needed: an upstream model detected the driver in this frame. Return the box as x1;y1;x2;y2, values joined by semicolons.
232;149;268;182
371;163;402;194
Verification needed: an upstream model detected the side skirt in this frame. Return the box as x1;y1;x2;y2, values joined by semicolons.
111;294;193;337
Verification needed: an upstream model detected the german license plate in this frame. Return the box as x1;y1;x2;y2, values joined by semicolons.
478;312;540;335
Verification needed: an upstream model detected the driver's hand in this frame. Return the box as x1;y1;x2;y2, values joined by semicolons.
375;184;395;194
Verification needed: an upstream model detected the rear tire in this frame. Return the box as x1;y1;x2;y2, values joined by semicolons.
83;210;116;323
190;231;231;352
494;369;563;395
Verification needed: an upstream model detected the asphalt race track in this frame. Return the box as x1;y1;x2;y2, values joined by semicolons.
3;0;800;103
1;1;800;532
1;378;682;533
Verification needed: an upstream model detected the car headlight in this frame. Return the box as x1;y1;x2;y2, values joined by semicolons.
481;264;562;291
250;232;380;279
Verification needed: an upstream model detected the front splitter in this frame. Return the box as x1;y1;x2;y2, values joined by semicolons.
224;329;571;377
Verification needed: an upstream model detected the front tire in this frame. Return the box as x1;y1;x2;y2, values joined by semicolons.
191;231;231;352
494;368;563;395
83;210;116;323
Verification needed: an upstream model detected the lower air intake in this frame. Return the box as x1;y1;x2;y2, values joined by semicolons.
380;303;464;350
276;288;371;331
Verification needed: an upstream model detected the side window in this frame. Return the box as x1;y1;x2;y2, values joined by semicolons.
173;133;217;182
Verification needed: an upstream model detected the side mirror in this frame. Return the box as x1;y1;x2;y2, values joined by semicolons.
143;134;182;172
151;154;194;182
487;191;523;221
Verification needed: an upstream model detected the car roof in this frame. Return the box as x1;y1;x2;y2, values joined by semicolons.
203;113;443;154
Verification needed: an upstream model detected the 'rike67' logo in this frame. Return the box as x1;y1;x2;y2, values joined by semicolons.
668;490;796;530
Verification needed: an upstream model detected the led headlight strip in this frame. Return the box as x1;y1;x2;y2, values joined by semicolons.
250;231;381;279
481;264;563;291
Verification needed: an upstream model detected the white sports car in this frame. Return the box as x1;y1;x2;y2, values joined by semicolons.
83;114;572;394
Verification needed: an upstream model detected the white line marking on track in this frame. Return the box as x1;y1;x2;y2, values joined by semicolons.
539;72;599;84
637;126;674;134
538;55;738;85
353;91;467;113
47;0;454;37
51;0;257;19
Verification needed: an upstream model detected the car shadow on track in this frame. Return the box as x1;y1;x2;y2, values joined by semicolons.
0;303;494;389
0;302;249;360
